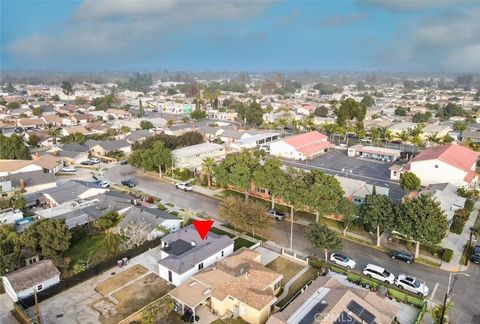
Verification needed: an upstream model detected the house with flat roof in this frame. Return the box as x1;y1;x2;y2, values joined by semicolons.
172;142;226;170
230;132;280;150
347;144;401;162
269;131;333;161
388;121;417;136
169;248;282;324
159;225;234;286
267;276;399;324
2;259;60;302
418;183;466;223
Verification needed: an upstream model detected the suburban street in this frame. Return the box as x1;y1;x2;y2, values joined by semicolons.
103;164;480;321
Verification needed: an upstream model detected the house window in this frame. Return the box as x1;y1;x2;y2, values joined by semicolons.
37;284;43;291
198;262;204;270
168;270;172;282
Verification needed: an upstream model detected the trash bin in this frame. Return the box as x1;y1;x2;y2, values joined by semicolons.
122;257;128;266
117;260;123;268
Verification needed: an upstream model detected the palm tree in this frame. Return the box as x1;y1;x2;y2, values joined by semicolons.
48;127;61;145
427;133;441;146
201;157;215;189
383;129;393;143
371;127;381;146
398;131;411;143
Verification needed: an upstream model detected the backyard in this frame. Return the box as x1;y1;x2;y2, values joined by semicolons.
233;237;255;251
66;233;109;273
265;256;304;286
276;267;319;308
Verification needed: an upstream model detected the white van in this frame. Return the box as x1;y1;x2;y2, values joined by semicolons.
362;264;395;284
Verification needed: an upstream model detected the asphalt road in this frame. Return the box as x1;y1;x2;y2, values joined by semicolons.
104;164;479;319
279;150;405;202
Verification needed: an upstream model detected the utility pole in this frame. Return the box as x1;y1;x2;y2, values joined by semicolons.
440;272;470;324
34;289;41;324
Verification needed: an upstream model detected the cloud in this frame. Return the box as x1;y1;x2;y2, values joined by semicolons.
319;12;368;28
7;0;275;68
358;0;465;11
379;8;480;71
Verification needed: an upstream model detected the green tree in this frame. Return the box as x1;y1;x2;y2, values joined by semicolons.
190;109;207;120
0;134;30;159
0;224;23;275
214;150;260;200
398;131;411;143
6;101;21;111
218;197;244;230
252;157;284;208
61;81;74;96
138;99;144;118
397;195;448;258
360;194;396;246
361;94;375;107
442;134;455;144
453;120;466;133
120;126;131;134
427;133;441;146
21;218;71;260
337;198;357;236
74;97;88;105
400;172;421;192
48;127;61;145
94;211;122;232
104;232;121;256
51;94;60;102
241;200;271;237
140;120;154;130
141;141;172;176
201;157;215;189
314;106;329;117
305;223;343;261
394;106;407;116
32;107;42;116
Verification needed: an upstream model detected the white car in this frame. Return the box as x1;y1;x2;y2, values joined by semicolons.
89;158;101;164
395;274;429;297
330;253;356;269
60;166;77;173
176;182;193;191
362;264;395;285
95;180;110;188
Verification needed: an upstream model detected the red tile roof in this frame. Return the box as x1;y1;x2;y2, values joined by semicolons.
297;141;333;157
411;144;479;173
283;131;328;148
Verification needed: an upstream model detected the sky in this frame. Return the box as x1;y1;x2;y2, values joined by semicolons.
1;0;480;72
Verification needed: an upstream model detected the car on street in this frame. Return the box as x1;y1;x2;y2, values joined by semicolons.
95;180;110;188
89;158;101;164
81;160;95;166
330;252;356;269
60;166;77;173
121;179;136;188
119;160;128;165
362;264;395;284
395;273;429;296
267;209;286;221
176;181;193;191
470;244;480;264
389;250;414;264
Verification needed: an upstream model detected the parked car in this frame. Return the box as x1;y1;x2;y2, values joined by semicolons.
121;179;136;188
176;181;193;191
60;166;77;173
362;264;395;284
119;160;128;165
89;158;100;164
95;180;110;188
470;245;480;264
81;160;95;166
329;252;356;269
181;310;199;323
389;250;414;264
267;209;286;221
395;274;429;296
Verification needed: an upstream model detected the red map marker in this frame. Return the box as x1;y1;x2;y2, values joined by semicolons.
192;220;214;240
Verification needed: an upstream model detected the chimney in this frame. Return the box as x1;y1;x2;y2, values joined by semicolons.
191;240;196;247
19;179;25;190
34;152;40;160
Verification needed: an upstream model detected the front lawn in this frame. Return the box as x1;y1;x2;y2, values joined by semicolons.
234;237;255;251
210;227;236;238
265;257;304;286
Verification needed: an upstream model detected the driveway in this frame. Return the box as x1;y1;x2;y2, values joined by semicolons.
279;150;405;202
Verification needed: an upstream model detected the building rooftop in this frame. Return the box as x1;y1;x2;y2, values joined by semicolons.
3;259;60;292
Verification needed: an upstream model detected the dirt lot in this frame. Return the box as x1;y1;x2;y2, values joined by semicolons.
97;273;173;324
95;264;149;296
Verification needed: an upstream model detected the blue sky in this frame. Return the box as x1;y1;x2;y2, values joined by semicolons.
1;0;479;72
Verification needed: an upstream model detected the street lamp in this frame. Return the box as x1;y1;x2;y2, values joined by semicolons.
440;272;470;324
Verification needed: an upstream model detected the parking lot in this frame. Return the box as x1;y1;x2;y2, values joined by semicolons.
280;150;405;202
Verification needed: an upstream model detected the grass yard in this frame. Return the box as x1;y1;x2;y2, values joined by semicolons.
234;237;255;251
277;267;319;308
67;233;108;267
266;257;304;286
210;227;236;238
95;265;149;296
99;273;173;324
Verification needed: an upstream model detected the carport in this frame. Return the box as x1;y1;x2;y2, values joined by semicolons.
168;278;212;322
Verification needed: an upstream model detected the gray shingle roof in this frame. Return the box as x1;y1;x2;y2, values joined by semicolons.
159;225;234;275
8;171;56;188
84;139;130;151
4;259;60;292
117;206;178;232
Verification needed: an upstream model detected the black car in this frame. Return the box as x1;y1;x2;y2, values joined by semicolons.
470;245;480;264
119;160;128;165
389;250;414;264
181;311;199;322
121;179;136;188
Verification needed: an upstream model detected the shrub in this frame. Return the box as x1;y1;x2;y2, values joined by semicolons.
157;203;167;211
173;168;194;181
457;187;479;200
141;296;175;324
309;257;326;270
442;248;454;262
464;198;475;212
455;208;470;220
450;215;466;234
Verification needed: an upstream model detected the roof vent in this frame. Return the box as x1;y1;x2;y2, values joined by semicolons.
191;241;196;247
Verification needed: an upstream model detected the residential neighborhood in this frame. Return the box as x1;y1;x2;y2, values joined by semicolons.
1;1;480;324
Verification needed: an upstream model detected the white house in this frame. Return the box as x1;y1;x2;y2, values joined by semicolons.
269;131;333;161
391;144;479;187
172;142;226;170
2;259;60;302
158;225;234;286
